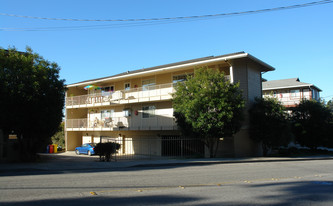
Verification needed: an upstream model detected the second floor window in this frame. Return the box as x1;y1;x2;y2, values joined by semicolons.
142;79;155;91
124;83;130;91
312;89;319;100
173;74;193;84
142;105;156;118
102;86;114;96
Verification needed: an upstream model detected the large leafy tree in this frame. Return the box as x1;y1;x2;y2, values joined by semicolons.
0;47;66;160
292;100;332;149
249;97;291;156
173;68;245;157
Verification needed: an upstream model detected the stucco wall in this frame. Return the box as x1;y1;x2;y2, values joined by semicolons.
65;57;268;157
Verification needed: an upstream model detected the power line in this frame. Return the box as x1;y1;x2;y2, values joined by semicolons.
1;0;332;22
1;0;332;31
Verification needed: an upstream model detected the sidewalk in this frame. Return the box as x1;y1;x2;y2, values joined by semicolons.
1;152;333;174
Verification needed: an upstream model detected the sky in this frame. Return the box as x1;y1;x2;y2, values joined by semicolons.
1;0;332;101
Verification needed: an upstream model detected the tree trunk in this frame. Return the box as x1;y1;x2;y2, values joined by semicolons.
207;137;219;158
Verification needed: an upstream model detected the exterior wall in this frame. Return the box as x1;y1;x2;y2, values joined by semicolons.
66;131;83;151
232;60;263;156
65;57;269;157
232;60;249;104
156;73;172;84
247;63;262;104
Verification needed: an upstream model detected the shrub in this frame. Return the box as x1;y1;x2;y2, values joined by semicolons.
95;142;121;162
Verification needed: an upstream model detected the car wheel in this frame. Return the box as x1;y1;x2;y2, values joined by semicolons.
88;150;91;156
75;150;80;155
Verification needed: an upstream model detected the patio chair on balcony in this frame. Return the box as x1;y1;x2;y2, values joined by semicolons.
104;117;113;128
116;121;126;129
93;117;101;128
103;95;111;102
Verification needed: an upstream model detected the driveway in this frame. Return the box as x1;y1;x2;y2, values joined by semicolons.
39;151;100;163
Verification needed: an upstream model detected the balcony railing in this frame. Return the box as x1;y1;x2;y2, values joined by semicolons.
66;117;178;131
66;83;175;108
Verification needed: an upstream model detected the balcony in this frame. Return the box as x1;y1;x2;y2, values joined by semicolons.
66;83;175;108
66;117;178;131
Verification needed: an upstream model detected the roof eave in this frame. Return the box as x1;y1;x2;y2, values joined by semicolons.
247;54;275;72
67;52;274;88
263;84;322;91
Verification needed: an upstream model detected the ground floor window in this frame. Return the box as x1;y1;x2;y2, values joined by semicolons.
290;89;300;98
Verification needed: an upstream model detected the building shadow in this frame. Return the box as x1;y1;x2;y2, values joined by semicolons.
0;194;201;206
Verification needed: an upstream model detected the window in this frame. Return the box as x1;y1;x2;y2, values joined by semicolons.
273;91;277;98
102;86;114;96
101;110;114;119
142;79;155;91
124;83;130;91
312;89;319;100
142;105;156;118
290;89;300;98
173;74;193;84
123;108;131;117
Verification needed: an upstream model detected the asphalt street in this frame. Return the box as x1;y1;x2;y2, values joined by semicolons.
0;157;333;205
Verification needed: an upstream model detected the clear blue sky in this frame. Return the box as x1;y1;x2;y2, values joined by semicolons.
1;0;332;101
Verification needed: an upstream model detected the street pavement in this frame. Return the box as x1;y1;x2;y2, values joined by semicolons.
0;155;333;206
1;151;333;174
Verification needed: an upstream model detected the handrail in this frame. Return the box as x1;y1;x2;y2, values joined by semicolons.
66;83;175;107
66;117;177;130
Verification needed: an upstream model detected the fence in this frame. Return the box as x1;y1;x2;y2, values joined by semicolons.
99;136;205;161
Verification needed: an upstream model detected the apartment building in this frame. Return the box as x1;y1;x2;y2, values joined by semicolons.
65;52;274;157
262;78;321;108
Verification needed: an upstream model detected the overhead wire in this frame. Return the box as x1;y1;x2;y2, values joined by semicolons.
1;0;332;31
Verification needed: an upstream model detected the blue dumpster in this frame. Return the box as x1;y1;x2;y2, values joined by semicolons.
46;145;50;153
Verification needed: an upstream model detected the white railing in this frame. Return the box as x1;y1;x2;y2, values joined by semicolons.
66;83;175;107
66;117;178;131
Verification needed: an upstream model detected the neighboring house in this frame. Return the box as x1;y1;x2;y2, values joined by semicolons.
65;52;274;157
262;78;322;108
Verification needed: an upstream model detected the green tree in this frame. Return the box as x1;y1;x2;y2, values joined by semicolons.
0;47;66;160
172;68;245;157
51;122;65;148
249;97;291;156
292;99;332;149
326;98;333;114
325;99;333;147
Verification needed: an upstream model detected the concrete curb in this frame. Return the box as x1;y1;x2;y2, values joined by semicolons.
1;155;333;174
131;156;333;168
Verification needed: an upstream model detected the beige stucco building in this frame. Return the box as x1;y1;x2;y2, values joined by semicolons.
65;52;274;157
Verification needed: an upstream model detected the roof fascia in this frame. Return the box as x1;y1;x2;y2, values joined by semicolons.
263;84;322;91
